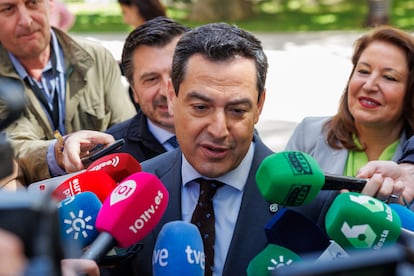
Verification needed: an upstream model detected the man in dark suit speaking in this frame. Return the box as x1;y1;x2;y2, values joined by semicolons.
60;22;337;275
122;22;333;275
132;22;278;275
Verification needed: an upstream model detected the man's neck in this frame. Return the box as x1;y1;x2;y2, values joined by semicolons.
21;45;51;81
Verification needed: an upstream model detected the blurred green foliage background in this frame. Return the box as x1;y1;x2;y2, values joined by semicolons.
66;0;414;33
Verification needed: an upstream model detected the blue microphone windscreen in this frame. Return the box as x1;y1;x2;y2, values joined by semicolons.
389;203;414;231
153;221;204;276
265;208;330;254
57;191;101;248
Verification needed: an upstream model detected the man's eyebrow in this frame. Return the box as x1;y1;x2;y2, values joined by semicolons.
139;72;158;80
186;91;253;106
186;91;212;102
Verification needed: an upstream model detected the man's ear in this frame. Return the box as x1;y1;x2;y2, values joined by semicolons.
167;79;175;116
254;89;266;124
130;86;140;104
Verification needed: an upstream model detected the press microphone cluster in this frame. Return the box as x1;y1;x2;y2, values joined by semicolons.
45;153;141;254
256;151;367;206
29;152;167;263
265;208;348;260
247;207;349;275
251;150;414;274
272;193;414;275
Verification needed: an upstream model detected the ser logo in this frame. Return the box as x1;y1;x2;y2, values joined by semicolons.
284;184;311;206
284;152;312;175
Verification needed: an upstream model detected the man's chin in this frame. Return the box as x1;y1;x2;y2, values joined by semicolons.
154;119;174;130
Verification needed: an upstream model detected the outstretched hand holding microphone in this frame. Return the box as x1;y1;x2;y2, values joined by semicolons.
357;160;413;207
256;151;406;206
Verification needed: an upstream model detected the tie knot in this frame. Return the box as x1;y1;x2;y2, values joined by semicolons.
196;178;223;199
167;136;179;148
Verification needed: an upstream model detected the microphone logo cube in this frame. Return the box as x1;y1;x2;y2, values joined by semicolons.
325;192;401;250
57;192;101;247
96;172;169;248
256;151;325;206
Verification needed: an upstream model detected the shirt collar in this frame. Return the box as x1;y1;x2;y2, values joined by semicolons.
147;117;175;143
50;29;64;74
182;141;255;192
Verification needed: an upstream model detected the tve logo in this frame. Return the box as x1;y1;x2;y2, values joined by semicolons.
153;245;205;268
153;221;205;276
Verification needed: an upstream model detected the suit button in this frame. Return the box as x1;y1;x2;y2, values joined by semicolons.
269;203;278;213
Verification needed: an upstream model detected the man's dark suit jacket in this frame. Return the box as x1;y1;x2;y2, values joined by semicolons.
129;134;335;275
106;109;166;163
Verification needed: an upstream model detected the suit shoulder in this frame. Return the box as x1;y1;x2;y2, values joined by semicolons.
106;118;133;138
141;150;180;174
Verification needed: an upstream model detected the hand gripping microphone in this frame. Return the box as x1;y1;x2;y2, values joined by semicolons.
256;151;367;206
246;244;302;276
325;192;401;251
57;192;101;249
86;152;142;183
153;221;205;276
265;207;348;261
52;170;117;203
82;171;169;262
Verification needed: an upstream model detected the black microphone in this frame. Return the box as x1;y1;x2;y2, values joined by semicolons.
0;190;67;275
265;208;348;261
0;77;26;179
0;77;26;131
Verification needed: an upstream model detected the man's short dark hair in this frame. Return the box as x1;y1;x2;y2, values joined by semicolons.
121;17;190;86
171;23;268;102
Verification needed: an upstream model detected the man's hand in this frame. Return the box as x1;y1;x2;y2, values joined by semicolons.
0;228;27;275
61;259;100;276
60;130;115;173
357;161;413;206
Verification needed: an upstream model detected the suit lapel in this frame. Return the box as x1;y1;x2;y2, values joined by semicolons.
222;136;276;275
153;151;183;234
